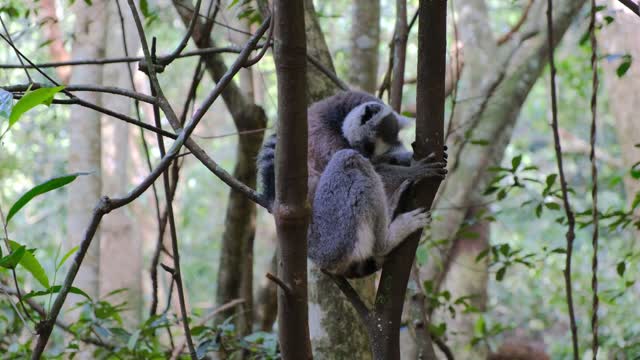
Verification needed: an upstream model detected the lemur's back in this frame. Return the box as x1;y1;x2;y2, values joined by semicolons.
307;91;381;197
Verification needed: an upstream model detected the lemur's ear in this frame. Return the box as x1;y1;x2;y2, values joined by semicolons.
361;103;381;124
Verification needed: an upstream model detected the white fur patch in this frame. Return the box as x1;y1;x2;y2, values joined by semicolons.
348;220;376;262
374;138;392;156
342;101;394;145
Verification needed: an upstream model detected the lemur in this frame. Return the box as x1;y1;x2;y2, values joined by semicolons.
257;91;446;277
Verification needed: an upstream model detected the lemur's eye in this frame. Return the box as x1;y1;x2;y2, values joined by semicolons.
361;104;380;124
362;141;375;157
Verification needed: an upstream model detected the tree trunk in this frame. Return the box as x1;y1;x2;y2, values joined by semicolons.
66;0;108;305
99;0;143;326
599;3;640;211
39;0;71;83
349;0;380;93
273;0;313;358
433;207;489;360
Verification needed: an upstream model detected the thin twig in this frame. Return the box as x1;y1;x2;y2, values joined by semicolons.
306;53;349;91
3;83;157;104
0;45;265;69
169;298;245;360
618;0;640;17
112;0;165;320
265;272;292;296
129;0;196;352
0;15;32;82
496;0;535;45
322;271;371;323
588;0;600;357
546;1;579;358
161;0;202;65
244;13;273;67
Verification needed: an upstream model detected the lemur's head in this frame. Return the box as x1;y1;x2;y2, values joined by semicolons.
341;101;412;158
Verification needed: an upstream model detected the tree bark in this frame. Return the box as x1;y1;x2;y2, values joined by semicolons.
66;0;108;305
39;0;71;83
98;0;143;326
599;2;640;212
273;0;313;358
433;208;489;360
349;0;380;93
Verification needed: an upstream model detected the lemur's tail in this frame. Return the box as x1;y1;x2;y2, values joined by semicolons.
257;133;277;208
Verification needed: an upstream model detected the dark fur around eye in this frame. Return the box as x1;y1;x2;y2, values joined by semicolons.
361;104;381;124
375;114;400;143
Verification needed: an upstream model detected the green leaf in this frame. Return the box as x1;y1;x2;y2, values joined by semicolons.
0;245;26;269
23;285;92;301
6;172;88;224
470;139;490;146
495;267;506;281
8;86;65;129
616;56;632;77
545;202;561;210
617;261;626;277
8;240;49;288
511;155;522;171
56;245;79;271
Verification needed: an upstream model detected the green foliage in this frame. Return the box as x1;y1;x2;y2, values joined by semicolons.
6;172;88;224
8;240;49;288
5;86;65;134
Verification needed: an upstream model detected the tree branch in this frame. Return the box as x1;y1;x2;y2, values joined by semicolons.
546;0;579;358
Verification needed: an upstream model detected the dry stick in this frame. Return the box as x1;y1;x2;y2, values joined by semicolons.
0;15;31;82
546;1;579;359
169;299;245;360
150;61;205;317
3;83;157;104
161;0;202;65
390;0;408;111
126;0;199;354
496;0;535;46
111;0;165;320
265;272;292;296
0;45;265;69
588;0;600;357
29;15;272;360
0;33;176;140
618;0;640;17
149;35;197;356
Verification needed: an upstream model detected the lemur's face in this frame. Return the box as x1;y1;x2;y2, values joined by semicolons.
342;101;406;158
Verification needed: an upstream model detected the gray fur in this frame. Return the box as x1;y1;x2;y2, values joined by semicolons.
256;91;447;277
309;149;433;278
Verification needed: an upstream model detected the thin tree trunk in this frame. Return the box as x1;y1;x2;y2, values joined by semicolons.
273;0;312;358
39;0;71;83
172;0;266;334
599;3;640;213
350;0;380;93
432;207;489;360
389;0;408;111
99;0;142;326
66;0;108;305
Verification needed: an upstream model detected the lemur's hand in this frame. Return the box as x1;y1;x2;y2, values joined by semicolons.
410;146;448;181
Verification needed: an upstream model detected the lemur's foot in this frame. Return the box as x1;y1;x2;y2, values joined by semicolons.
393;207;432;236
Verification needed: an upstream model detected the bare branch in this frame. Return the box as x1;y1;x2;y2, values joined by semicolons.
161;0;202;65
496;0;535;45
322;271;371;322
265;272;292;296
546;1;579;358
4;83;156;104
618;0;640;17
589;0;600;357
